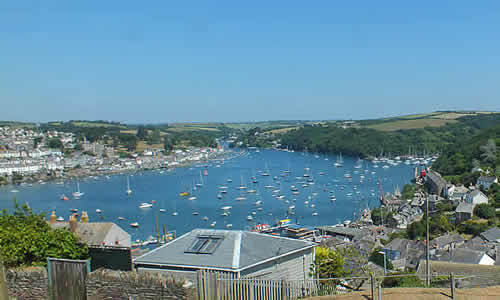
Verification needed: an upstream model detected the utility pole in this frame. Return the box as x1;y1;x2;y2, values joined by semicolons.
426;193;430;287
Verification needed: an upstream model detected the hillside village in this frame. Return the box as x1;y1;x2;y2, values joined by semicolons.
0;126;225;185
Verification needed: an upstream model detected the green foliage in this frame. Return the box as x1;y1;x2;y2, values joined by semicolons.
33;137;42;148
74;143;83;151
369;248;394;270
0;200;88;268
406;214;454;240
433;123;500;183
48;138;63;150
136;126;147;140
371;207;397;226
276;113;500;158
474;203;496;219
311;247;346;278
402;184;416;200
457;221;489;236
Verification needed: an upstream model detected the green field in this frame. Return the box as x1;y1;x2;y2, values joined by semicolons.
366;118;458;131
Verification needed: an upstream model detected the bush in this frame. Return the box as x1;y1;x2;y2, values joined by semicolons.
0;200;88;267
474;203;496;219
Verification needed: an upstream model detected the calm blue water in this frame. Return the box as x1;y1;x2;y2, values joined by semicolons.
0;149;416;242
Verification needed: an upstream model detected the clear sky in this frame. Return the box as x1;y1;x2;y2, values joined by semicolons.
1;1;499;123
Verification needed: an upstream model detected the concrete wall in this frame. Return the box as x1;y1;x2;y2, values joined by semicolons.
241;248;314;280
6;267;48;300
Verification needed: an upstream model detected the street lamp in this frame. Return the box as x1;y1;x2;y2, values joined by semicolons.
379;251;387;276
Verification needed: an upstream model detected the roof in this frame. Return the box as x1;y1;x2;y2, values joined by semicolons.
480;227;500;243
470;190;488;199
431;234;465;249
478;176;497;183
416;260;500;287
50;222;129;247
434;248;488;264
133;229;314;272
455;202;474;214
316;226;365;238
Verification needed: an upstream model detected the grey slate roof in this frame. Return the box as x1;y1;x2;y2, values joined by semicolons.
316;226;366;238
434;248;488;264
133;229;314;271
478;176;497;183
431;234;465;249
50;222;129;247
455;202;474;214
480;227;500;243
469;189;487;199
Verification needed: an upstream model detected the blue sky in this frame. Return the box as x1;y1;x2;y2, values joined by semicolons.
1;1;499;123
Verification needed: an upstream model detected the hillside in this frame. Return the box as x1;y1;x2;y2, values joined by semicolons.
235;112;500;159
432;123;500;179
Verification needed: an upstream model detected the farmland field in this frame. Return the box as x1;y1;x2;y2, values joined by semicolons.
366;118;457;131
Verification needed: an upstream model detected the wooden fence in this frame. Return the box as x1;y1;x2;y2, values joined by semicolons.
47;257;91;300
197;270;345;300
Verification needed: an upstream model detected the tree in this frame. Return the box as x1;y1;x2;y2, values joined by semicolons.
163;136;174;151
0;200;88;268
150;129;161;144
33;137;42;148
48;138;63;150
312;247;346;279
474;203;496;219
480;139;497;165
136;126;147;140
407;221;425;240
369;248;394;270
402;184;416;200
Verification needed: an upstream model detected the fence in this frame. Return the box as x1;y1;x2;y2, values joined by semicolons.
197;270;500;300
47;257;91;300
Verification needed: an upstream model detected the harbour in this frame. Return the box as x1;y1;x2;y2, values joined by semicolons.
0;148;422;243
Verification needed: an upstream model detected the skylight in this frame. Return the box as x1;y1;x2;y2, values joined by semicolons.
185;234;224;254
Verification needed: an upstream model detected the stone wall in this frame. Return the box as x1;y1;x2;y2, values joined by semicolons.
6;267;48;300
86;269;195;299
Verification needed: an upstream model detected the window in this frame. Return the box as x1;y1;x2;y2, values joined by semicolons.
185;234;224;254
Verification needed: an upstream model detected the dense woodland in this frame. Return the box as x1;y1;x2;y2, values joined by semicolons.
278;114;500;158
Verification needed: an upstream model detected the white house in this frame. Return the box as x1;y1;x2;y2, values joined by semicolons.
466;190;489;205
477;176;498;191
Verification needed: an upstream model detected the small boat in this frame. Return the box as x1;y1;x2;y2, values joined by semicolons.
247;216;253;221
118;217;125;220
188;196;197;201
235;197;247;201
221;206;232;210
257;207;263;211
226;224;233;228
247;189;257;194
96;209;102;213
172;212;178;216
130;222;139;228
255;200;262;206
210;221;216;227
227;179;233;183
70;208;78;213
220;190;228;194
61;195;69;201
192;211;199;216
126;176;132;195
221;212;229;217
217;194;223;199
72;183;84;198
159;209;166;213
56;216;64;222
180;192;190;197
139;203;153;208
203;216;209;221
312;212;318;216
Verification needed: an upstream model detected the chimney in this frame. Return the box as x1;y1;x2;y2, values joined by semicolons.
49;211;57;223
69;214;77;233
81;211;89;223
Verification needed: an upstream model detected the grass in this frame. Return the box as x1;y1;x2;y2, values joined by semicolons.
70;121;126;128
265;126;302;134
366;119;458;131
135;141;164;152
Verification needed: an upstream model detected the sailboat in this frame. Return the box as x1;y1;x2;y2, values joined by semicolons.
72;183;84;198
195;170;204;187
334;153;343;167
126;176;132;195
